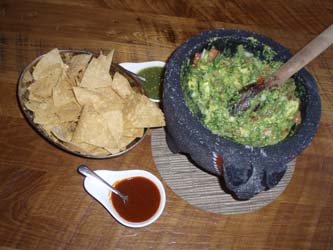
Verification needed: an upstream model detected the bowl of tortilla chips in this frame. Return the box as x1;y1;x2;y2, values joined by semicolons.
17;48;165;158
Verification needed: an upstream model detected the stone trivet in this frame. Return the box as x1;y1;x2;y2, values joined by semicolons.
151;128;295;214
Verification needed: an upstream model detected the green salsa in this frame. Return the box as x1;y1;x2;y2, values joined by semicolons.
138;66;164;100
182;44;301;147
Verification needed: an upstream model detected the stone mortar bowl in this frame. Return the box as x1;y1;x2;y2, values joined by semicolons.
163;29;321;200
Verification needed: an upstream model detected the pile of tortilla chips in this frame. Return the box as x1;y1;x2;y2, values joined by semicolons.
23;48;165;156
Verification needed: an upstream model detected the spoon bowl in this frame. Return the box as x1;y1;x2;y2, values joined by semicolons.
80;168;166;228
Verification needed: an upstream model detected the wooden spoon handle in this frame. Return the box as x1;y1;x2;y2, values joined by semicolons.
266;24;333;88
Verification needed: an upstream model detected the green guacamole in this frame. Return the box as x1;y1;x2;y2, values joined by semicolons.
138;66;164;100
182;44;301;147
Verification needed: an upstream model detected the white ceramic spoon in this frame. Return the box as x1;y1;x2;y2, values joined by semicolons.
78;165;166;228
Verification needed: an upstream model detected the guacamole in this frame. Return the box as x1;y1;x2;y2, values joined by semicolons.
182;44;301;147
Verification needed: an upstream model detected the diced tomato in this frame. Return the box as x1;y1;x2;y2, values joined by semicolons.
207;48;220;62
193;53;201;67
256;76;265;85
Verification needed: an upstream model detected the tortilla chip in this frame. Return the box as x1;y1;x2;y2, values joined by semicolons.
22;70;34;83
67;54;92;83
33;48;66;80
93;86;124;104
73;86;123;112
55;102;81;122
28;64;63;99
33;111;60;126
25;99;43;112
53;73;77;108
123;127;144;137
50;122;104;155
102;109;123;147
111;71;135;99
27;92;45;102
73;87;106;105
79;50;114;89
43;123;59;137
119;136;137;150
125;93;165;128
122;114;145;137
72;105;118;150
26;99;60;125
51;123;76;142
104;146;122;154
65;141;110;156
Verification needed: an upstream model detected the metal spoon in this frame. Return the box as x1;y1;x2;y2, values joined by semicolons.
118;65;147;82
230;24;333;115
77;164;128;204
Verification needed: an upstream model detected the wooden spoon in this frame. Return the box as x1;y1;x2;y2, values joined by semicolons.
230;24;333;115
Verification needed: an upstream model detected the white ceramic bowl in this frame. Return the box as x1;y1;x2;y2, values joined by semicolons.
83;169;166;228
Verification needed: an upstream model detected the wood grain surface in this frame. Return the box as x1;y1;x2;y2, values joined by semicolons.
0;1;333;249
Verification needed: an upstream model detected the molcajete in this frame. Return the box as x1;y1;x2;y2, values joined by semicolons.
163;29;321;200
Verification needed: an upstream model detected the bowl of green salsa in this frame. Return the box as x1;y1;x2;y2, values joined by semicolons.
163;29;321;200
120;61;165;102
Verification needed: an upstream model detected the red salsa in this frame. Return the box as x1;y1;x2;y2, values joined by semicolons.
110;176;160;223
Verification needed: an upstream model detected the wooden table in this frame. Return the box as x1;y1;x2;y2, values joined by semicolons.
1;1;333;249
